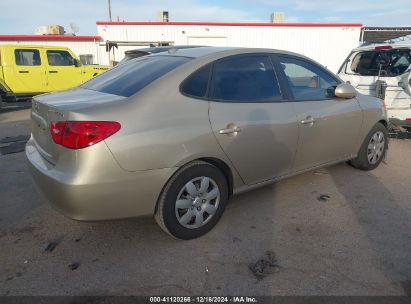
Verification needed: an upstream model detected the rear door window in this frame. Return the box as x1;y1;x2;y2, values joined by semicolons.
82;56;191;97
180;64;211;98
15;49;41;66
209;55;282;102
350;49;411;77
278;56;339;101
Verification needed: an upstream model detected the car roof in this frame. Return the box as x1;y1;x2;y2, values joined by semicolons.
0;44;70;50
125;45;204;55
149;46;300;59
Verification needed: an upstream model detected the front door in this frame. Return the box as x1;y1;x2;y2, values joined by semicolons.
45;49;82;91
208;54;299;185
6;48;47;93
275;55;363;173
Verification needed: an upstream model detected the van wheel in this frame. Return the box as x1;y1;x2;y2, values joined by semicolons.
155;161;228;240
349;122;388;171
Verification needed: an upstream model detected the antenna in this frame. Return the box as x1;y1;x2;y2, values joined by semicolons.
70;22;80;35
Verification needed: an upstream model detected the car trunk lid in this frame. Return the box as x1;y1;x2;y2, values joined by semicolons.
30;88;125;164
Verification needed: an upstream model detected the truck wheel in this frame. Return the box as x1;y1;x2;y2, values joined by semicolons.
155;161;229;240
349;122;388;171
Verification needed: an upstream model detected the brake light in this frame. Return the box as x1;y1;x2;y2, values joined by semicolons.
374;45;392;50
50;121;121;149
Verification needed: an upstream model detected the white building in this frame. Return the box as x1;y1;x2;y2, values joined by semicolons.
96;21;363;72
0;34;104;65
0;22;363;72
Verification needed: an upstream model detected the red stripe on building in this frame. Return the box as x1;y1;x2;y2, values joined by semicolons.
0;35;102;41
96;21;363;27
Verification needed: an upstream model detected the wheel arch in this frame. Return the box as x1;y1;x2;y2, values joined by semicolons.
378;119;388;128
197;157;234;197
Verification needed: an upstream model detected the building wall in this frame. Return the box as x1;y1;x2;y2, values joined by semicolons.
97;22;362;73
0;39;104;65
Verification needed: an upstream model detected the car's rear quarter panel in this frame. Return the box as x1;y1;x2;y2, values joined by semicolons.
102;57;245;187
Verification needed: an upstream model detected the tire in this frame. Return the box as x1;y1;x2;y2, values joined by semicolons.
155;160;229;240
349;122;388;171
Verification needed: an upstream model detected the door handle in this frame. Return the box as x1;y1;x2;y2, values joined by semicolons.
48;71;58;73
219;126;241;135
18;71;29;73
300;116;316;125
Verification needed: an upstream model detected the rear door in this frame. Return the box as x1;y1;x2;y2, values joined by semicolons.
5;48;47;93
275;55;363;172
45;49;82;91
208;54;299;185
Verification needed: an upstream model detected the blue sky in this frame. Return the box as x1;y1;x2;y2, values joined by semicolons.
0;0;410;35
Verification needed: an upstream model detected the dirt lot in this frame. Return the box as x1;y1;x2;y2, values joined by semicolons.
0;108;410;296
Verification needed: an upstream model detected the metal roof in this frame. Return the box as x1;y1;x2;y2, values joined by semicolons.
362;27;411;43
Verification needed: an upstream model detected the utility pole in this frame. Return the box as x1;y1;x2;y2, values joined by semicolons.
108;0;112;22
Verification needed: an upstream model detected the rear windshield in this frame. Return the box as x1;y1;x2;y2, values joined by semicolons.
82;56;191;97
350;48;411;77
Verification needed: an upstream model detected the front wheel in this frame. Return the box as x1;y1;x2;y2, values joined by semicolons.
155;161;229;240
349;122;388;171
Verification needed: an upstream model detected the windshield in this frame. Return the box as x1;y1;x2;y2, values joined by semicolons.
350;48;411;77
82;56;191;97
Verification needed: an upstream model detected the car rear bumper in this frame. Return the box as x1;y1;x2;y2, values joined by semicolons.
26;137;177;221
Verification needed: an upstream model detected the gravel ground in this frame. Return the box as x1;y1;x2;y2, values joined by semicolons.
0;108;410;296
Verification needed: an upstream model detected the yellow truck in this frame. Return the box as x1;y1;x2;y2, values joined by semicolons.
0;44;109;106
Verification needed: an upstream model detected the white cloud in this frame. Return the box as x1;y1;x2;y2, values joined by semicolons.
109;1;264;23
245;0;411;26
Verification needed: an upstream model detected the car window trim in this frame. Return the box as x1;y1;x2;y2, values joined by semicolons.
208;53;287;104
14;49;42;66
338;51;353;74
275;54;341;102
179;63;212;101
46;50;75;66
345;49;411;77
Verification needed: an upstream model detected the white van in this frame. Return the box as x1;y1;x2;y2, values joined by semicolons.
338;43;411;129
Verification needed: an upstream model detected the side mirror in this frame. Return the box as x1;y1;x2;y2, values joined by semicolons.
335;83;357;99
73;59;81;67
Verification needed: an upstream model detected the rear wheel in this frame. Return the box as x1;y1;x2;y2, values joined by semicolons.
155;161;228;240
349;122;388;171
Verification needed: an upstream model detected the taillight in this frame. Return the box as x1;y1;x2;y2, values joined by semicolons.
374;45;392;50
50;121;121;149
